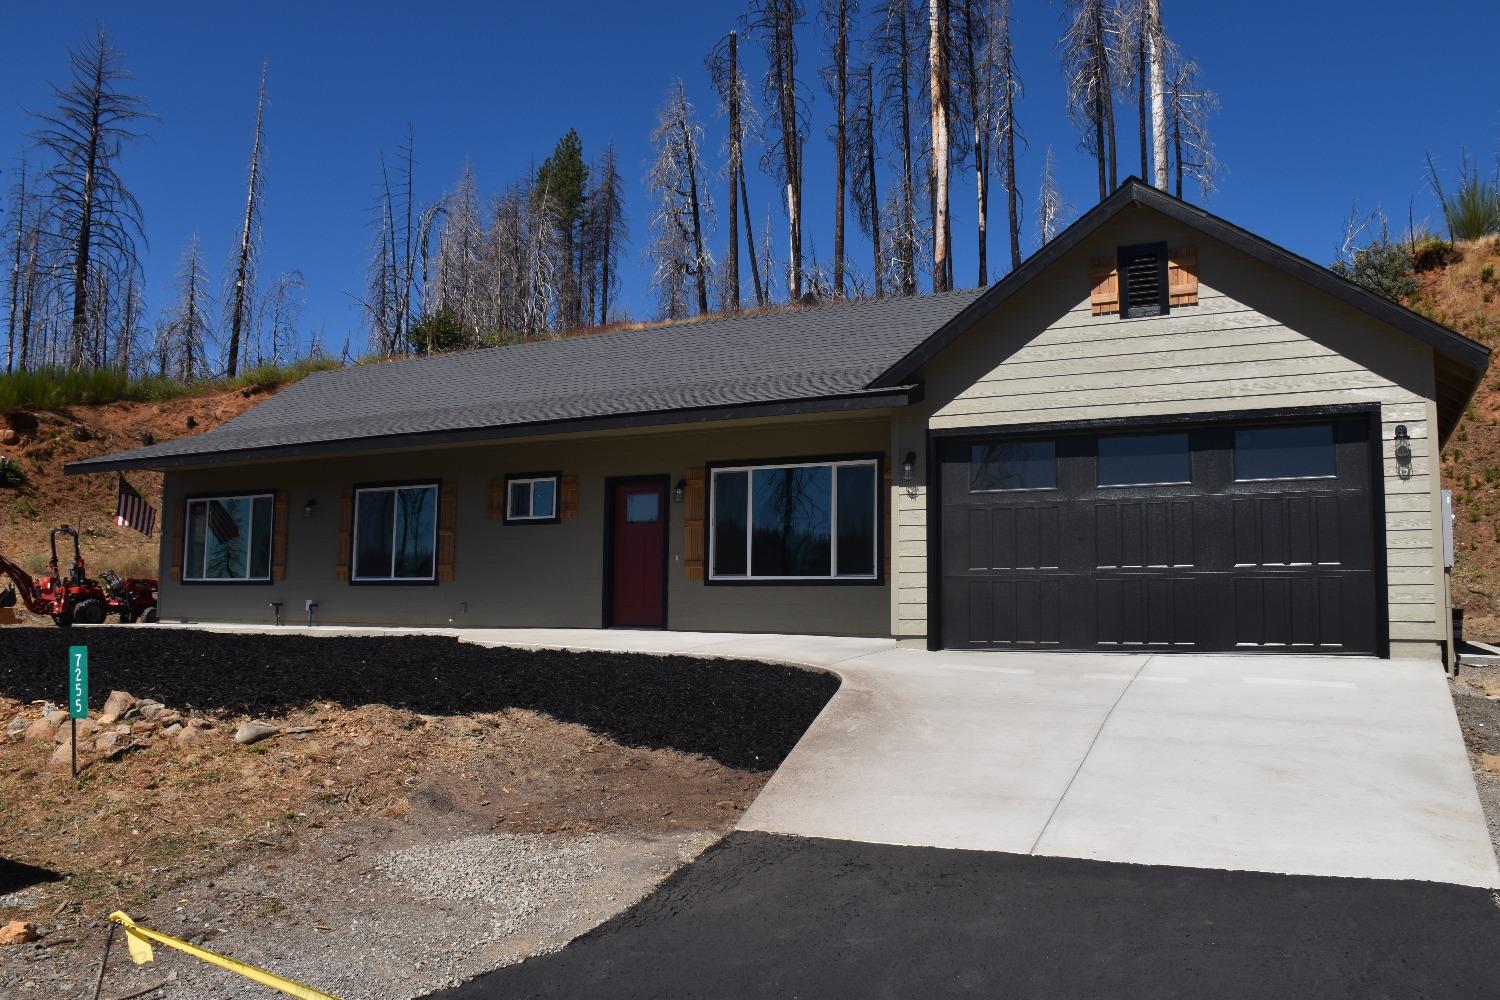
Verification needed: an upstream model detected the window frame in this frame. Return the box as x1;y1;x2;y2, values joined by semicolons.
181;490;277;585
705;453;884;586
1232;423;1338;483
1096;431;1192;488
503;471;562;526
349;480;442;585
1117;241;1170;319
969;438;1059;493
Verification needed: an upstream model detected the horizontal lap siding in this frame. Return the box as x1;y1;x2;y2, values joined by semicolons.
895;216;1445;649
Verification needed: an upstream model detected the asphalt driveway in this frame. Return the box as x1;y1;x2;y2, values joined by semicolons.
431;831;1500;1000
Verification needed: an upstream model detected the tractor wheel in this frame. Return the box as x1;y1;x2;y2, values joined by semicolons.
69;598;108;626
140;607;159;624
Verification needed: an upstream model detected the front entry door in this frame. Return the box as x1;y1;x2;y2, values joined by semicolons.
608;478;668;628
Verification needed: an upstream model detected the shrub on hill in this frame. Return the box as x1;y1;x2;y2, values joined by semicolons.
1332;237;1419;301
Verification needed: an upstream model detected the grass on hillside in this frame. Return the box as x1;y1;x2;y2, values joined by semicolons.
0;356;340;411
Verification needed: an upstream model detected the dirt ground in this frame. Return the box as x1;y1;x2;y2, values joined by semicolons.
1450;663;1500;859
0;630;838;998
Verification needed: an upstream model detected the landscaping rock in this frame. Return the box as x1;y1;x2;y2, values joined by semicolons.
0;429;17;446
94;732;119;752
54;719;95;743
176;726;209;748
161;723;183;738
101;690;135;719
0;920;38;945
234;721;279;745
137;701;165;720
131;721;157;735
42;706;67;727
48;744;71;768
156;710;183;727
24;718;55;742
5;716;26;738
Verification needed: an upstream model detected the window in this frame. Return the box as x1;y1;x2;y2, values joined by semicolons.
625;493;660;523
183;494;275;582
505;474;559;524
1098;432;1190;486
1234;424;1336;481
709;459;879;581
1118;242;1169;318
971;440;1056;491
353;484;438;581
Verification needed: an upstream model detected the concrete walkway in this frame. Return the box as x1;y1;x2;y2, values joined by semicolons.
137;623;1500;886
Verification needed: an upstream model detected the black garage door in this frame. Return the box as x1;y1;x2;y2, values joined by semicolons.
937;415;1381;653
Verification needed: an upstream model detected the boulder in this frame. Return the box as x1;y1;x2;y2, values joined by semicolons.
130;721;157;735
137;702;165;720
94;732;119;752
42;706;67;727
101;690;135;719
0;920;38;946
161;723;183;738
54;718;96;743
175;726;208;748
0;429;17;447
234;721;280;745
25;718;55;742
48;743;72;768
155;710;182;727
5;716;26;738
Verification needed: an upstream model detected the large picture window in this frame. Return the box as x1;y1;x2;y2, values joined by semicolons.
353;483;439;582
183;494;275;582
709;458;879;582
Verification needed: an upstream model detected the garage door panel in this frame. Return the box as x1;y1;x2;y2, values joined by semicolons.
939;414;1379;654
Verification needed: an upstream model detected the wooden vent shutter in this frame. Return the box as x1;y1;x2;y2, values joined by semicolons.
1089;257;1119;315
1167;246;1199;306
272;492;289;582
684;467;706;582
436;484;457;582
334;488;352;582
487;479;506;521
560;475;580;519
169;500;185;583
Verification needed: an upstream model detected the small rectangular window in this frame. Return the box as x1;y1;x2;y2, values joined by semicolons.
504;474;560;524
353;484;438;581
1098;432;1190;486
971;440;1056;491
1118;242;1169;318
182;493;275;582
625;493;660;523
709;458;878;581
1235;425;1335;481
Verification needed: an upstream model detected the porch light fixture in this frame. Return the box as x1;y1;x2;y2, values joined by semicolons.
1394;425;1413;480
303;498;317;518
901;451;917;485
673;479;686;503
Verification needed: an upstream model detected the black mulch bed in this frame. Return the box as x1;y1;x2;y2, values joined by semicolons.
0;630;840;771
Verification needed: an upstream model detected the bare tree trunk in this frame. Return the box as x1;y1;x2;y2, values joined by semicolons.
863;65;884;298
898;4;918;295
4;161;23;373
679;105;710;315
829;0;849;296
726;33;743;311
1148;0;1169;190
1173;104;1183;198
68;55;105;369
1137;13;1148;178
738;163;766;306
226;63;267;377
928;0;952;292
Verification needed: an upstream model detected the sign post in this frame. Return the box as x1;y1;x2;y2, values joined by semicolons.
68;645;87;778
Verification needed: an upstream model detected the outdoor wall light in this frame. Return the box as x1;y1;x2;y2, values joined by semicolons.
901;451;917;485
1394;425;1413;480
673;479;686;503
303;498;317;518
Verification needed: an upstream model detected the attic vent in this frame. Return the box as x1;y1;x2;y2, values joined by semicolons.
1118;242;1169;318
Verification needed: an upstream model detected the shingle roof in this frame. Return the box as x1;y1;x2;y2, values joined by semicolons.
69;289;985;472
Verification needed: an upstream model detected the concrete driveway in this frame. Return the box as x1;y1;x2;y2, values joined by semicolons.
737;647;1500;888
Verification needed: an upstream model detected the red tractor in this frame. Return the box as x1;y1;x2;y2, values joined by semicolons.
0;526;158;627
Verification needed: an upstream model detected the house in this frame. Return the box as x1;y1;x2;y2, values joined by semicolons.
69;180;1490;661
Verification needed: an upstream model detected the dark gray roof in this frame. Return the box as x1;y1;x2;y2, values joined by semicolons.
69;289;985;473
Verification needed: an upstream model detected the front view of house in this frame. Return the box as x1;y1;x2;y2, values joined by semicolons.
70;181;1490;662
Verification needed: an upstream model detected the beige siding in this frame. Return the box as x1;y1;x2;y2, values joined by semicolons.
893;205;1448;653
159;414;893;636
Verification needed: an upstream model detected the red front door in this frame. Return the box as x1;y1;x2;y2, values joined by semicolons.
609;478;667;628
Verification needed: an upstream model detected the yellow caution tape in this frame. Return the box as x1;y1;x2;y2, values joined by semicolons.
107;911;340;1000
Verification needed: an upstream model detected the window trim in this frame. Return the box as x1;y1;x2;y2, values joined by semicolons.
503;471;562;525
1117;241;1170;319
181;490;277;585
350;480;441;585
705;453;884;586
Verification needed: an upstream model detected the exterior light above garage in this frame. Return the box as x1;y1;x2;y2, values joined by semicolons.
902;451;917;484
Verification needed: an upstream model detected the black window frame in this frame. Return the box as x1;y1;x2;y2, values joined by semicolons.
969;438;1058;492
502;471;562;526
1096;430;1192;487
1232;423;1338;482
348;479;442;586
180;489;278;586
1117;241;1170;319
704;452;885;587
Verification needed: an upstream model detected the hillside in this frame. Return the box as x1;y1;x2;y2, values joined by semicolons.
0;387;272;602
1427;237;1500;642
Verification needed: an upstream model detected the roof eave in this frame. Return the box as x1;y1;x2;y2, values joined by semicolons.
65;384;922;475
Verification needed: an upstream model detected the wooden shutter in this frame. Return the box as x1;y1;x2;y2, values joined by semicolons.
560;475;580;519
335;488;352;583
272;492;288;582
684;467;706;581
169;500;185;583
1168;246;1199;306
1089;256;1120;315
883;463;893;580
487;479;505;521
437;484;457;582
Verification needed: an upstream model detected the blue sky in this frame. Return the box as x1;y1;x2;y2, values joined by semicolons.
2;1;1497;360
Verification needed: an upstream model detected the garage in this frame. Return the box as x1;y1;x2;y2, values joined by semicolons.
936;412;1382;653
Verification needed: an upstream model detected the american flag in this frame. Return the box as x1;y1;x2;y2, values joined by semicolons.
114;475;157;537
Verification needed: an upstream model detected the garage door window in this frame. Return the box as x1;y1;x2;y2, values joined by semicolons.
1098;432;1190;486
709;459;878;581
1234;424;1335;481
971;440;1056;491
